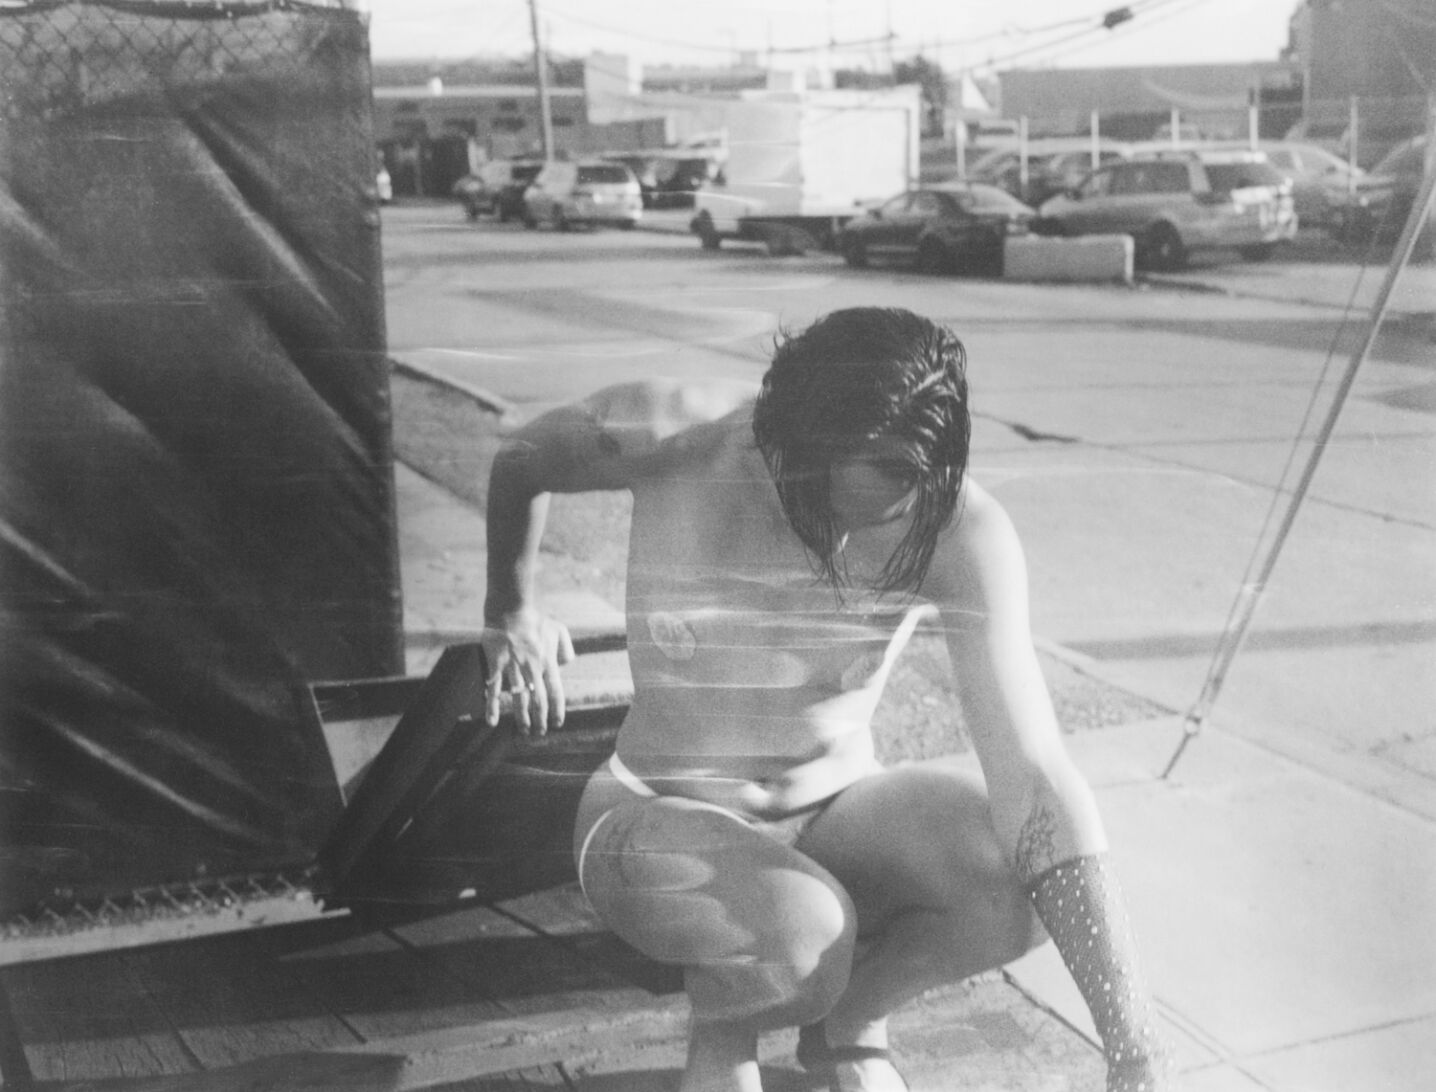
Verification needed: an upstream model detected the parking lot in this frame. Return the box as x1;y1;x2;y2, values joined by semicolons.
381;200;1436;1090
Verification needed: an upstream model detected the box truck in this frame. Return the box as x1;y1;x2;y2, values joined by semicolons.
690;87;921;254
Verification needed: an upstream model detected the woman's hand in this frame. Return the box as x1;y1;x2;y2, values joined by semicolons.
480;609;575;735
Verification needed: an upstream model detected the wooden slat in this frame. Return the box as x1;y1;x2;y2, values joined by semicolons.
4;949;194;1083
494;886;684;998
12;1051;407;1092
386;901;649;1019
119;927;364;1070
346;1000;689;1087
310;635;626;724
279;911;513;1043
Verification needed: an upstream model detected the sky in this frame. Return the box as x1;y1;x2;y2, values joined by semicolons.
363;0;1300;73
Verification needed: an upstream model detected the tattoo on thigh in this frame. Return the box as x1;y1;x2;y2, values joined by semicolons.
1015;805;1059;883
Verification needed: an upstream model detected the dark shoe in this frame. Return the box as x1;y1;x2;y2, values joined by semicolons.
794;1024;909;1092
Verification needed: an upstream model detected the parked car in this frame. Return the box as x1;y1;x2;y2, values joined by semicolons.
452;158;544;222
1037;149;1297;270
838;183;1037;274
522;159;643;230
1208;140;1363;231
1330;135;1429;250
603;153;662;208
604;151;722;209
969;139;1133;206
650;153;722;209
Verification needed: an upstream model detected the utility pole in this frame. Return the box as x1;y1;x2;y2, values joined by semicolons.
528;0;554;160
885;0;895;78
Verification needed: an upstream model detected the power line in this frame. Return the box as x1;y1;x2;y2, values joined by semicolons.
962;0;1197;72
538;1;1177;64
1018;0;1217;69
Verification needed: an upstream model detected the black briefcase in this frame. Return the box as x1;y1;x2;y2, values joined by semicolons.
316;642;627;913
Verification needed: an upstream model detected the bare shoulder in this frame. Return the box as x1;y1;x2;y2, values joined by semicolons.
919;480;1030;622
585;377;758;453
500;377;758;493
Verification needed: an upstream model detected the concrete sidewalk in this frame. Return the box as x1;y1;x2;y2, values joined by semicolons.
393;451;1436;1092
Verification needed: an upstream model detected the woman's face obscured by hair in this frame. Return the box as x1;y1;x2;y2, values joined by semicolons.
827;452;918;538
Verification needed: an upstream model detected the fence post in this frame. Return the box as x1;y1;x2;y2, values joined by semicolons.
1348;95;1359;175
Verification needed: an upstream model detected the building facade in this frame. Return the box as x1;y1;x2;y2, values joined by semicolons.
1288;0;1435;163
995;61;1303;143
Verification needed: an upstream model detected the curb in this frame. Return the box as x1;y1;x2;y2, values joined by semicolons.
390;355;515;419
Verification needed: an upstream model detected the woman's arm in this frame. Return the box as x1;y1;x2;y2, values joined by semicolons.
482;379;755;733
927;484;1172;1091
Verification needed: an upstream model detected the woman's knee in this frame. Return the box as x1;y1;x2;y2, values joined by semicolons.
685;874;856;1027
580;798;859;1019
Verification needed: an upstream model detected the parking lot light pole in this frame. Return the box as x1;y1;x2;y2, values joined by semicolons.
528;0;554;160
1018;116;1028;199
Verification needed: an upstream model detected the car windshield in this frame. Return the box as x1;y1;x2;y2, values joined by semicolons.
578;164;632;185
512;164;543;182
1205;161;1283;190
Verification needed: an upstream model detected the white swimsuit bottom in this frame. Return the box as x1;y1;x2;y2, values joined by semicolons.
576;753;831;899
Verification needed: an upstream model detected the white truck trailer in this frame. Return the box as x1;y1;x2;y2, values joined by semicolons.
690;87;921;254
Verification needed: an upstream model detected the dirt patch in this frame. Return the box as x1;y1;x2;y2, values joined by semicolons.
390;368;630;607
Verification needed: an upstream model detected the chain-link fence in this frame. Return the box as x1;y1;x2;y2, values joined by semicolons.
1;1;399;931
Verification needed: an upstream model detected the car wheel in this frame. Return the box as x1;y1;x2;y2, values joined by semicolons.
915;237;949;274
1140;223;1186;271
842;237;868;268
551;207;569;232
1240;243;1277;261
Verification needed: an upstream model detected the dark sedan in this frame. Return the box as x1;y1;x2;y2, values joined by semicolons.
1332;136;1431;254
839;183;1036;274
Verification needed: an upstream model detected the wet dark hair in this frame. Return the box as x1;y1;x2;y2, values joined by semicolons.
752;307;971;595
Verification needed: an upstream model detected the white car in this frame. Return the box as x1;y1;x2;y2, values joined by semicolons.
1038;149;1298;270
522;160;642;230
1207;140;1362;231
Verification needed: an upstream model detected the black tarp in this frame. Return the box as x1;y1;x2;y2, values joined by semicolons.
0;2;401;916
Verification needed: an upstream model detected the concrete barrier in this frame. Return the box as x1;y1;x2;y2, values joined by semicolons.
1003;234;1134;284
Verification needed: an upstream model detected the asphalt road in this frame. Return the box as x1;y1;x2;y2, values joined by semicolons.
381;204;1436;814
